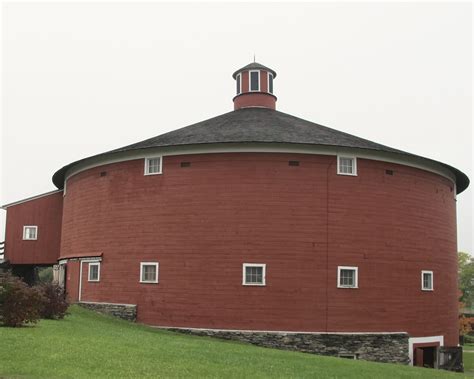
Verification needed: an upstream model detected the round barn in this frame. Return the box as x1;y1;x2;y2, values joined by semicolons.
2;62;469;368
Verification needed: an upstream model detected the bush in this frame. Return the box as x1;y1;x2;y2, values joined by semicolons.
37;267;53;283
0;272;45;327
37;282;69;320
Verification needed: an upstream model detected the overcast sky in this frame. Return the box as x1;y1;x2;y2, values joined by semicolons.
1;2;472;253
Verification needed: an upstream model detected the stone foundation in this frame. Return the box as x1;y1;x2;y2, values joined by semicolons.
78;301;137;322
165;328;410;364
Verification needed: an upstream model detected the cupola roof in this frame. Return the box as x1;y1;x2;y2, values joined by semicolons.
232;62;277;79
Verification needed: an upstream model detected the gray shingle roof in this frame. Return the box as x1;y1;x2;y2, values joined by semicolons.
110;108;402;153
232;62;277;79
52;107;469;193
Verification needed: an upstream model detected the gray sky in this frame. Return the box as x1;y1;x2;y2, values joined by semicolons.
1;2;472;253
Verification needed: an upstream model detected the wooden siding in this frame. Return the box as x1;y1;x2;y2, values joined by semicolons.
5;191;63;264
61;152;458;344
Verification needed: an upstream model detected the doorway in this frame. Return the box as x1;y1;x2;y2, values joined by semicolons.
415;346;438;368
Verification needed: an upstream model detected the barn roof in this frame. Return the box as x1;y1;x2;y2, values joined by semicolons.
52;107;469;193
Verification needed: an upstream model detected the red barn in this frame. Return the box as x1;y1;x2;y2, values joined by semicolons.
1;62;469;367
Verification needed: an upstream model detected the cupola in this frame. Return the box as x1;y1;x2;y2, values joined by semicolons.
232;62;277;110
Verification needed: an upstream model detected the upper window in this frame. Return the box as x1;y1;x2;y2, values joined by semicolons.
337;266;358;288
250;71;260;91
140;262;159;284
236;73;241;94
88;262;100;282
268;73;273;94
422;270;433;291
243;263;266;286
144;157;162;175
23;226;38;240
337;156;357;176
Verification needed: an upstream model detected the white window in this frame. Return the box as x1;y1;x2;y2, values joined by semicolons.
337;156;357;176
88;262;100;282
268;72;273;94
236;73;242;94
140;262;159;283
422;270;433;291
242;263;266;286
339;354;358;360
144;157;162;175
23;226;38;240
249;70;260;91
337;266;358;288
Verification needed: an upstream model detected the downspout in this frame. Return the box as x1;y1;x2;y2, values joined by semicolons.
78;260;83;302
325;161;333;332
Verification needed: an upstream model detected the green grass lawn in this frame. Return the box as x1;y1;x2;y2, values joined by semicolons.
0;306;467;378
464;344;474;352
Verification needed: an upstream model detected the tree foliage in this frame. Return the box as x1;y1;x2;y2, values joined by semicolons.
459;251;474;308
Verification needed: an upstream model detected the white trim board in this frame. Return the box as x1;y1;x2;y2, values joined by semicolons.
62;143;457;190
408;335;444;365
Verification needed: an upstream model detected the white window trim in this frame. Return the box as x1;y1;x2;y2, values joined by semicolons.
88;262;100;282
236;73;242;95
338;354;357;360
23;225;38;240
140;262;159;284
421;270;434;291
249;70;260;92
337;266;358;289
267;72;273;93
337;155;358;176
144;156;162;176
242;263;266;286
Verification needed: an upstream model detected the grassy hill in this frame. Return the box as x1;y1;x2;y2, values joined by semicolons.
0;305;466;378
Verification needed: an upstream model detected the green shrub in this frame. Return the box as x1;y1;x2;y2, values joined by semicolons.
37;282;69;319
0;272;45;327
37;267;53;283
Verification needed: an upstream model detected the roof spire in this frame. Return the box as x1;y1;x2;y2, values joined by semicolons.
253;53;256;63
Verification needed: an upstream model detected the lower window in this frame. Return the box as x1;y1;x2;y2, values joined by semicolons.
421;270;433;291
140;262;159;284
88;262;100;282
339;354;358;360
337;266;358;288
242;263;266;286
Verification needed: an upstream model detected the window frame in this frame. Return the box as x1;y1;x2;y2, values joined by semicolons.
236;73;242;95
268;72;273;94
421;270;434;291
337;266;358;289
242;263;266;286
88;262;101;282
338;354;358;360
140;262;159;284
337;155;358;176
249;70;260;92
22;225;38;240
144;156;163;176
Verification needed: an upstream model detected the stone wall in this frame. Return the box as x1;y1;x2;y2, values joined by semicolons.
78;301;136;322
165;328;410;364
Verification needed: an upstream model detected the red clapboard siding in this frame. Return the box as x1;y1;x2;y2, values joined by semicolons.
5;191;63;264
61;152;457;345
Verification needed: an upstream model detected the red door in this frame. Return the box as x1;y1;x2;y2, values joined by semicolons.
415;348;424;367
